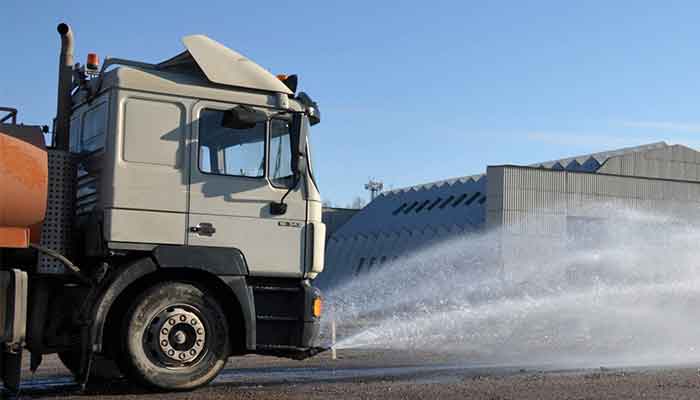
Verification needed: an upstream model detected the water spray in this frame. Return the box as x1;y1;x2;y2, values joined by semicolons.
321;204;700;368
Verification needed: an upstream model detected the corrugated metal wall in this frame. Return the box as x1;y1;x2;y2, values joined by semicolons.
487;164;700;281
488;165;700;229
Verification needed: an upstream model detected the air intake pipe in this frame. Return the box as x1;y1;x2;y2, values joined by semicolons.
54;23;73;151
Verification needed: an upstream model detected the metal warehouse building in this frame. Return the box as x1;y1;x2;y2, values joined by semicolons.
317;142;700;289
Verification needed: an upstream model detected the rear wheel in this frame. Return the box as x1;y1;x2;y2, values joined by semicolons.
118;282;230;390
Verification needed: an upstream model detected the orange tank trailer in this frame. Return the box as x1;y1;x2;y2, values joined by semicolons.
0;126;48;248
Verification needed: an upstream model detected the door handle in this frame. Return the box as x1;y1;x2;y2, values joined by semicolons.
190;222;216;236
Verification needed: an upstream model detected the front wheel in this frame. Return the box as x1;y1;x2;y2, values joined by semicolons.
118;282;230;390
57;351;123;381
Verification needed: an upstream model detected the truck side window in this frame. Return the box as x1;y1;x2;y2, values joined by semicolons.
269;118;294;187
199;109;265;178
69;101;106;153
69;115;81;152
81;102;107;152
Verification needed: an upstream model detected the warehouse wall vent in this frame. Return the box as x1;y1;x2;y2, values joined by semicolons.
403;201;419;214
415;200;431;213
439;196;455;209
392;203;407;215
452;193;468;207
466;192;481;206
427;197;442;210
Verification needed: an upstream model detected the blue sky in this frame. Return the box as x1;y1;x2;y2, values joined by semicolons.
3;1;700;206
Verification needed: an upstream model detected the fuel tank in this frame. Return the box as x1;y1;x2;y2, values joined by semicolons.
0;124;48;248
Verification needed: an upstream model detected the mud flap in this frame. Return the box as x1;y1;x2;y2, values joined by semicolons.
289;346;329;360
0;350;22;392
0;269;28;391
257;346;329;361
76;325;93;389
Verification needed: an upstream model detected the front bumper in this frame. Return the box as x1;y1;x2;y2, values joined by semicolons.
252;279;323;358
300;281;322;347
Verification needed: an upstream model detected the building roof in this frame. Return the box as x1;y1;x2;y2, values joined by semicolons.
337;142;681;238
336;175;487;238
385;142;670;196
318;141;700;289
531;141;668;171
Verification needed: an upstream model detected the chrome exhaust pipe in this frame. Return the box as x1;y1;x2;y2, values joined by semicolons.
54;23;73;150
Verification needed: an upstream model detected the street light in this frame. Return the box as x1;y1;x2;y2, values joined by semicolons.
364;179;384;202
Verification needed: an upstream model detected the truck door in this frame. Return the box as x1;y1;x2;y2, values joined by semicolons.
187;102;307;277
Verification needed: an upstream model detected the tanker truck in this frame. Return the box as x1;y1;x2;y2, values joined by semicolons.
0;23;325;391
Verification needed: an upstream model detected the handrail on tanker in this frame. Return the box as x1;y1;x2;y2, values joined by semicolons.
0;107;18;124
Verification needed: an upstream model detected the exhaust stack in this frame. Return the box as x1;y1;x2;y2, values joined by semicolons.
39;23;78;275
55;23;73;151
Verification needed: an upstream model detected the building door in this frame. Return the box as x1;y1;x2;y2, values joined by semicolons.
187;101;307;277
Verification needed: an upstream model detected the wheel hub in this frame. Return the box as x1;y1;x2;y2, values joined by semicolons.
148;307;206;364
173;330;187;345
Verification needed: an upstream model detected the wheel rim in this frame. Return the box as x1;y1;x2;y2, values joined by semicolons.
144;305;207;367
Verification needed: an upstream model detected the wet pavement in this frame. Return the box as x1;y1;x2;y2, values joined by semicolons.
7;351;700;399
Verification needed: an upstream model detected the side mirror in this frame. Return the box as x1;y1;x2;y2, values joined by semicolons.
291;113;308;175
270;202;288;215
297;92;321;126
221;105;258;129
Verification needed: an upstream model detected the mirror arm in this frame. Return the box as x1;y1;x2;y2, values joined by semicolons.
270;169;302;216
280;172;300;203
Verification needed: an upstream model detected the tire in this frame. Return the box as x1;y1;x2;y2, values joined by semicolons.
58;351;123;381
117;282;230;390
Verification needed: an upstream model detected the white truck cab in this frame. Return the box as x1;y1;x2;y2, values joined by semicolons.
0;24;326;391
73;34;325;279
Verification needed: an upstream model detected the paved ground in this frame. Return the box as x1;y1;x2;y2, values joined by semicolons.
8;350;700;399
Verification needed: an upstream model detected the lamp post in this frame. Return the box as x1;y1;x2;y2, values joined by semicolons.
364;179;384;202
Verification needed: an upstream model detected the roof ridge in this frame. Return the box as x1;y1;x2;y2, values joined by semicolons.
382;142;670;196
383;173;486;195
532;141;668;168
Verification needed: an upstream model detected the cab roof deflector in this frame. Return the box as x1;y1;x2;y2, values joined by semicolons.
158;35;293;95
